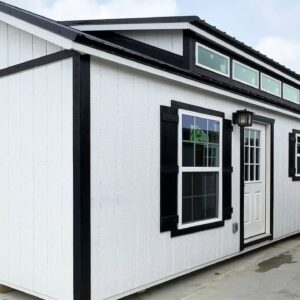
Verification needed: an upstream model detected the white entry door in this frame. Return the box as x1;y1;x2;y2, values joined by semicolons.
244;123;266;239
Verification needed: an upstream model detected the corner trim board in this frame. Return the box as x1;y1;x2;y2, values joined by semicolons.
73;54;91;300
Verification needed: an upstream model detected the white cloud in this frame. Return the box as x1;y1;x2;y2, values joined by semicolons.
5;0;178;20
256;36;300;73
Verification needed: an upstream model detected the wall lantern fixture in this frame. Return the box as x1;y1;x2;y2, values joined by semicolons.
232;109;254;127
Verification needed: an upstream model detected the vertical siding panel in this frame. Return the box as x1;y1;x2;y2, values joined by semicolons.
0;21;8;69
0;77;9;279
118;30;183;55
7;25;20;66
8;73;21;284
46;61;63;299
90;61;102;300
33;36;47;59
19;31;33;63
46;41;62;55
60;59;73;300
19;70;34;290
32;65;48;295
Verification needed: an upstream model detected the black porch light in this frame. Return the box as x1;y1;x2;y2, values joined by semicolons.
232;109;254;127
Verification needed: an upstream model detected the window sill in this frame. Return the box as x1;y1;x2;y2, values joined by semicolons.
171;220;225;237
292;175;300;181
178;217;222;230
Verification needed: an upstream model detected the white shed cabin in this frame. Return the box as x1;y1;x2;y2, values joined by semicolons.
0;2;300;300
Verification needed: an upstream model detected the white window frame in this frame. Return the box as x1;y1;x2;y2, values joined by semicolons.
177;109;223;229
260;73;282;97
283;83;300;104
296;133;300;176
195;42;230;78
232;60;259;88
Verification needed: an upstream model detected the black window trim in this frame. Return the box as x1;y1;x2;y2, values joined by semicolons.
289;129;300;181
165;100;232;237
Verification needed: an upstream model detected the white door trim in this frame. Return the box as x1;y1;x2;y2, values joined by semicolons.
241;117;273;249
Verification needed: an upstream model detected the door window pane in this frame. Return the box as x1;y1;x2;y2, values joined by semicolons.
250;165;254;181
196;43;229;76
244;128;261;182
256;165;260;181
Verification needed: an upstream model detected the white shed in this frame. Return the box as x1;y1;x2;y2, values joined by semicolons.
0;2;300;300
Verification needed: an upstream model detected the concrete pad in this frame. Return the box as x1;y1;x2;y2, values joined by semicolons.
127;236;300;300
1;236;300;300
0;291;40;300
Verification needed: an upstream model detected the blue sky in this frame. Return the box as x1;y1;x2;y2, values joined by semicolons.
5;0;300;72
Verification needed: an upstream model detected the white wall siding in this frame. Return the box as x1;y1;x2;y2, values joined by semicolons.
90;58;241;300
0;59;73;300
91;57;300;300
0;21;63;69
116;30;183;55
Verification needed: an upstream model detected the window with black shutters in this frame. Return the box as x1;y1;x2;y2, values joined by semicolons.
160;101;233;236
289;129;300;181
178;110;222;229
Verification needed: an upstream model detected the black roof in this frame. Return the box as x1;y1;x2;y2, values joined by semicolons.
0;2;300;114
61;16;300;81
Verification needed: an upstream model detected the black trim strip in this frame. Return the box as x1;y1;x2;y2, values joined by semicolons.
0;50;76;78
61;15;300;81
240;115;274;251
290;129;300;181
73;54;91;300
171;100;225;118
1;2;300;116
244;235;272;248
0;47;92;300
171;221;225;237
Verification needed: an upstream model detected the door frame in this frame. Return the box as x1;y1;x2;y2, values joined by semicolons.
240;114;275;251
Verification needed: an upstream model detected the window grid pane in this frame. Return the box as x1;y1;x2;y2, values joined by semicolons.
182;172;219;224
244;129;261;182
182;115;220;168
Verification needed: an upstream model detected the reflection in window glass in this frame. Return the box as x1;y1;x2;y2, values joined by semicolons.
182;172;218;224
182;114;220;167
180;112;222;226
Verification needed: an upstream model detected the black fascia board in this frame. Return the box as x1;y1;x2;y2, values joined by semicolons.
61;15;300;81
0;2;300;115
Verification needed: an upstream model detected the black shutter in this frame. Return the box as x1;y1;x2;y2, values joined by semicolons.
222;119;233;220
289;132;296;177
160;105;179;232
